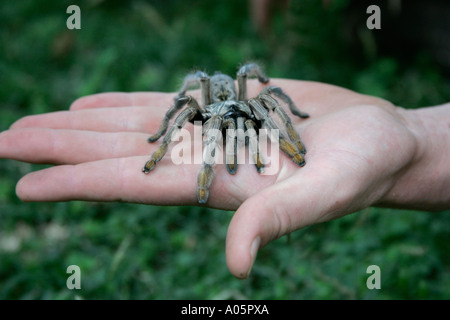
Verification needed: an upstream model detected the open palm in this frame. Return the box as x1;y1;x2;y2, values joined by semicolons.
0;79;417;278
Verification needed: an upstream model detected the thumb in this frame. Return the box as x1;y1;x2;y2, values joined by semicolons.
225;163;357;279
225;179;320;279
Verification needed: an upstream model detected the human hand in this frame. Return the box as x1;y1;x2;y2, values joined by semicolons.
0;79;442;278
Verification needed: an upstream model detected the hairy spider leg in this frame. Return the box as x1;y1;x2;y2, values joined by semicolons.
177;71;211;106
236;116;246;150
142;98;201;173
197;115;223;204
261;86;310;119
202;116;223;166
147;96;194;142
249;99;305;167
244;119;265;173
223;118;238;174
259;94;307;154
197;164;214;205
237;63;270;101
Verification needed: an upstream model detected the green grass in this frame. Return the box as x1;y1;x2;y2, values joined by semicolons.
0;0;449;299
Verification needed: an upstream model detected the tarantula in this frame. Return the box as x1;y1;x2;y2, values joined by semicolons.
142;63;309;204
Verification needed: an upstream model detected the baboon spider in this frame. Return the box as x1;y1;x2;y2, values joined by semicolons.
142;63;309;204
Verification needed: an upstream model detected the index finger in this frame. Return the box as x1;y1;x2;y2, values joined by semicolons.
69;92;173;110
10;92;177;133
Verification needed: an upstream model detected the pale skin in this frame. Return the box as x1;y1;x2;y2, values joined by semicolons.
0;79;449;279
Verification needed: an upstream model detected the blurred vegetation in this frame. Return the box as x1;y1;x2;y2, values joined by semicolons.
0;0;449;299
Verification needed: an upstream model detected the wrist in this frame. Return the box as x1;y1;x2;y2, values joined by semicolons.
378;103;450;210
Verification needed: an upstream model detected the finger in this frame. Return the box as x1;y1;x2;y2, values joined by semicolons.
0;128;153;164
14;155;262;210
15;156;199;205
69;92;173;110
10;107;168;133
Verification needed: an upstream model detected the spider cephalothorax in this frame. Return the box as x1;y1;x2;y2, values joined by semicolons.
142;63;309;204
